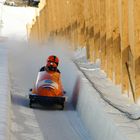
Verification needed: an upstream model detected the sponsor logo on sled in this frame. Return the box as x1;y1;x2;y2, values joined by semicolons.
37;80;58;89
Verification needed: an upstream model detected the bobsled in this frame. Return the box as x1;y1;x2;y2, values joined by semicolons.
29;70;66;110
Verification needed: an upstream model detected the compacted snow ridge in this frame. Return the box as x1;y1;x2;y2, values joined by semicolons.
74;47;140;140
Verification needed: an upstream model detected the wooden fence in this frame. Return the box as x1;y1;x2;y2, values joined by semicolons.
27;0;140;103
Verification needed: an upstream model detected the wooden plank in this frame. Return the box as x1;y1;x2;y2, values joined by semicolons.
120;0;129;93
131;0;140;102
87;0;94;62
106;0;113;80
112;0;121;84
100;0;106;70
93;0;100;61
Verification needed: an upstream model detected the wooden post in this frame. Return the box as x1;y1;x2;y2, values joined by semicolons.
106;0;113;80
128;0;140;102
112;0;121;84
77;0;84;48
83;0;91;60
119;0;129;93
85;0;94;62
100;0;106;70
93;0;100;61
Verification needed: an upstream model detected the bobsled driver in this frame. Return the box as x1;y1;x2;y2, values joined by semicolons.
40;55;60;73
32;55;64;97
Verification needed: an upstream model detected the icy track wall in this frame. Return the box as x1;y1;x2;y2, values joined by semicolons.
75;69;127;140
72;48;127;140
0;43;10;140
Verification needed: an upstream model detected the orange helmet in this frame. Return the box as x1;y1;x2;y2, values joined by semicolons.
46;55;59;70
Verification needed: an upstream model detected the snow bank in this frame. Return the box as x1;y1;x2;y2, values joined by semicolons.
73;47;128;140
73;47;140;140
1;6;36;40
0;43;10;140
76;70;127;140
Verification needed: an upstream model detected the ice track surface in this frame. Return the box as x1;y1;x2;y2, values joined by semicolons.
9;41;92;140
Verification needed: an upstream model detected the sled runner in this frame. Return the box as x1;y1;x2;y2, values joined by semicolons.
29;92;66;110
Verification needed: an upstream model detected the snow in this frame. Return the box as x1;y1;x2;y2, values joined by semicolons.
1;5;36;40
77;76;126;140
1;2;140;140
0;43;10;140
74;47;140;140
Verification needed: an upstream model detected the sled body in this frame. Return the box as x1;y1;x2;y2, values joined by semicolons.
29;70;66;109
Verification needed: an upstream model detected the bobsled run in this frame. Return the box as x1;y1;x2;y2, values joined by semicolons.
29;56;67;110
